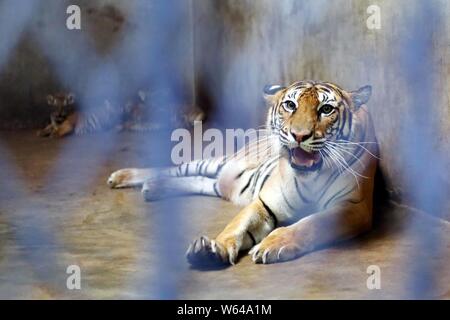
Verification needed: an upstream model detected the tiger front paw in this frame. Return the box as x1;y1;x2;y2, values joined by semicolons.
249;227;304;264
186;236;238;267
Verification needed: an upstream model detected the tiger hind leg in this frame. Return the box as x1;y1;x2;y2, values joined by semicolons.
141;176;221;201
107;157;227;189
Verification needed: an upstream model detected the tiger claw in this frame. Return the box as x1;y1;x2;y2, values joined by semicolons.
186;236;235;267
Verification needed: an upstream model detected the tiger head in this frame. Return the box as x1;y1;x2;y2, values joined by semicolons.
46;92;76;124
264;80;371;171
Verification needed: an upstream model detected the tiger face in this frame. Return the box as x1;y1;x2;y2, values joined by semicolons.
46;92;76;125
264;81;371;170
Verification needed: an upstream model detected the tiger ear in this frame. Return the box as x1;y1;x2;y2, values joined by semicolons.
350;85;372;110
67;93;75;105
263;84;285;105
47;94;55;106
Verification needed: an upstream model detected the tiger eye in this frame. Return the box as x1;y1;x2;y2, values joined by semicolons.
320;104;334;114
284;100;296;111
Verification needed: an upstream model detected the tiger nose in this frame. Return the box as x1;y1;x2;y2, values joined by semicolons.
290;129;312;143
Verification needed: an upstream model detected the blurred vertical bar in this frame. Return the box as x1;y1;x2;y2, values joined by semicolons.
0;0;66;293
396;1;447;298
142;0;193;299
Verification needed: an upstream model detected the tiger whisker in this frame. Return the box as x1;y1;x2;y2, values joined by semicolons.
233;144;273;161
237;145;281;161
318;149;332;169
325;146;368;179
325;149;360;189
231;136;280;162
321;148;344;175
323;146;366;189
325;142;366;169
238;146;277;162
231;135;273;153
331;140;381;160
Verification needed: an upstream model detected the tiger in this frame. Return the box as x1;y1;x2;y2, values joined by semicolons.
38;90;205;137
37;92;120;138
107;80;378;266
117;89;206;132
37;92;78;138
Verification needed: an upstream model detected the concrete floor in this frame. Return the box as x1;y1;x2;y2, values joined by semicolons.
0;131;449;299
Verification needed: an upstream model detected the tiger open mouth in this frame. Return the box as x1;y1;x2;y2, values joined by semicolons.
289;146;322;170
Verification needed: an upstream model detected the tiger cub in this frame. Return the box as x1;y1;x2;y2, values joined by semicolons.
37;92;79;138
107;80;379;266
37;92;120;137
